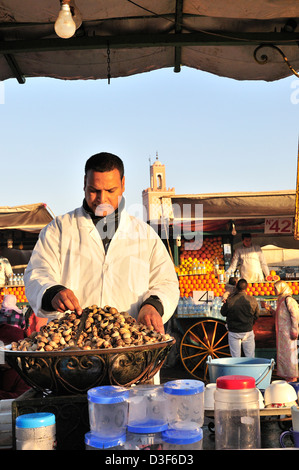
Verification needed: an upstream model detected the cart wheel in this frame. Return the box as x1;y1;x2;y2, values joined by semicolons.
180;318;230;383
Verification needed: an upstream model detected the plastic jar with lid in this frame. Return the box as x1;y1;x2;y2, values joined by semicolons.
163;379;204;430
162;428;203;450
87;385;129;439
15;412;56;450
128;384;168;431
85;432;126;450
125;421;167;450
214;375;260;450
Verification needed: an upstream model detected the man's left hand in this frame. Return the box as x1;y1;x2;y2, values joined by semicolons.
137;304;164;334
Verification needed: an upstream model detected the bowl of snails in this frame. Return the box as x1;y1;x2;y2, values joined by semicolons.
3;305;175;395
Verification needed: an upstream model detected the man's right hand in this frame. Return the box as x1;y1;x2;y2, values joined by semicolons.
51;288;82;315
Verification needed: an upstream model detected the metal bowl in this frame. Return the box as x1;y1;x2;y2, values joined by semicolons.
4;338;175;395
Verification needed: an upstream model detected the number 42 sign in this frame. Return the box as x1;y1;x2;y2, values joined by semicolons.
264;218;294;234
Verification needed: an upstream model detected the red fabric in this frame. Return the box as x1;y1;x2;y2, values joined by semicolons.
26;313;47;336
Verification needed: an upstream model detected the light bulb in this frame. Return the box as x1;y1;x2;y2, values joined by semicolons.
54;3;76;39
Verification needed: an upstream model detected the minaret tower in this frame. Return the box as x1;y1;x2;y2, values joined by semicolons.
142;153;175;222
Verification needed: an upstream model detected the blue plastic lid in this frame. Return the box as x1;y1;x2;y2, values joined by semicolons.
87;385;129;404
127;419;168;433
162;428;203;445
163;379;204;396
16;413;55;429
85;432;126;449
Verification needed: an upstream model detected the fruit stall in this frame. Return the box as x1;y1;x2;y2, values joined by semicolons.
163;190;299;382
0;203;53;309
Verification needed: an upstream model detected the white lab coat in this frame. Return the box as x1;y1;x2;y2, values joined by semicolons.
24;206;179;322
227;244;270;283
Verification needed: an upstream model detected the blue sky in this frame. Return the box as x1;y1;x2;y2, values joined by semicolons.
1;67;298;217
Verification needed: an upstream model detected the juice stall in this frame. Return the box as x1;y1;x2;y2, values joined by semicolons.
162;190;299;382
0;203;53;308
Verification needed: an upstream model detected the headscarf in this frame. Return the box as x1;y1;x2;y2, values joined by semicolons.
1;294;23;314
274;280;293;297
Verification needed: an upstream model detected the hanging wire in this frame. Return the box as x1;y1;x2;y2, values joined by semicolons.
107;43;111;84
254;44;299;78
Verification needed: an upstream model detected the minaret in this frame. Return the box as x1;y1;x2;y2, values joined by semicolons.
142;153;175;222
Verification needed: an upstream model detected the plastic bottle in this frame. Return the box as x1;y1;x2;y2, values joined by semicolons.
214;375;260;450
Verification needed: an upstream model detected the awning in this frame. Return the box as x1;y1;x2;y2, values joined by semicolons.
0;1;298;83
0;203;54;232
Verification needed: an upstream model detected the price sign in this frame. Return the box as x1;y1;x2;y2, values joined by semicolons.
264;218;293;234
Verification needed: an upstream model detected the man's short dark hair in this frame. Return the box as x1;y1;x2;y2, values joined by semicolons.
236;278;248;291
85;152;124;179
242;233;251;240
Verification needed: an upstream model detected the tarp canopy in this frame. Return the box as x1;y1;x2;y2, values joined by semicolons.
0;203;54;233
0;1;298;83
157;190;299;249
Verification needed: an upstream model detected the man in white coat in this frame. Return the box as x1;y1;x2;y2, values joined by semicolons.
24;152;179;334
226;233;269;283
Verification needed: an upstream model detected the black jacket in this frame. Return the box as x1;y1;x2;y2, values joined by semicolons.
220;291;260;333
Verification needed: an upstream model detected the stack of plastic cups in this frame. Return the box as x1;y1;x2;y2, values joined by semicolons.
86;385;129;450
162;379;204;450
125;384;168;450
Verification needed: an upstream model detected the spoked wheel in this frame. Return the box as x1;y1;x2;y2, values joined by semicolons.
180;318;230;383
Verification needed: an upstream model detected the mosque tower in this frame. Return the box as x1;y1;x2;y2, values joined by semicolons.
142;153;175;223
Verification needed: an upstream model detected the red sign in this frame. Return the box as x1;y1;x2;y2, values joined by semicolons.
264;218;293;234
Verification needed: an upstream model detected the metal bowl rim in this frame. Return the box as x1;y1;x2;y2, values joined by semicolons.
3;337;175;358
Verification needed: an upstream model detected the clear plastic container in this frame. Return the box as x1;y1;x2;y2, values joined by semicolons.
162;428;203;450
125;422;166;450
85;432;126;450
15;412;56;450
128;384;168;432
87;385;129;438
163;379;204;430
214;375;260;450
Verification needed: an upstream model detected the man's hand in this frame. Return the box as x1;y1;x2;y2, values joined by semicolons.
137;304;164;334
51;288;82;315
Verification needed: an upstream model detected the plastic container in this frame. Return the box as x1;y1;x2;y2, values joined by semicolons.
87;385;129;438
214;375;260;450
15;412;56;450
128;384;168;432
163;379;204;430
125;422;166;450
85;432;126;450
207;356;274;390
162;428;203;450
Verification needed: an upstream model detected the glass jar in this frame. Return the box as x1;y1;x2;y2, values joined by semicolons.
214;375;260;450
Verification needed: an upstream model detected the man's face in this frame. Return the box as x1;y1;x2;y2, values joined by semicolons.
242;237;252;248
84;169;125;215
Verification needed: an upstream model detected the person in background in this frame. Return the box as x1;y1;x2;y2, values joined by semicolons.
226;233;269;283
221;278;260;357
0;298;31;399
222;276;237;303
0;248;13;287
262;280;299;382
0;295;25;329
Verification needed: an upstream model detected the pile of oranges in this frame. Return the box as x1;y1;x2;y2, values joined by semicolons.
0;286;28;304
179;273;225;298
178;236;224;275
